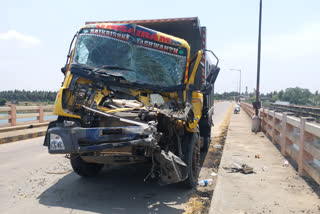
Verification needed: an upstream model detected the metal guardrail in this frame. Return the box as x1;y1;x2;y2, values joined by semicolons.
0;105;55;126
270;103;320;123
241;102;255;118
241;102;320;185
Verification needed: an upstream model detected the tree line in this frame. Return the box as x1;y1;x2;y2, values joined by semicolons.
258;87;320;106
215;87;320;106
0;87;319;107
0;90;57;106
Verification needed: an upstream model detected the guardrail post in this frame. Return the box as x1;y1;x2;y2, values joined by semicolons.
271;111;276;144
8;104;16;126
298;118;306;175
281;113;287;155
261;108;264;130
37;104;44;123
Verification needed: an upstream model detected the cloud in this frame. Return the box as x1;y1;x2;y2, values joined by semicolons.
0;30;40;47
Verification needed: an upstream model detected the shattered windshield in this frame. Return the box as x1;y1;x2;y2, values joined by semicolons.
72;32;187;87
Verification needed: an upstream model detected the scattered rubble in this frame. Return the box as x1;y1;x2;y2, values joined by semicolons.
262;166;268;172
210;172;217;177
213;144;222;149
198;179;213;187
223;162;254;174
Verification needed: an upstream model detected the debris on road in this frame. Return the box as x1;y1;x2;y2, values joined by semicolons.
213;144;222;149
262;166;268;172
183;194;206;214
198;179;213;187
211;172;217;177
45;169;72;174
223;162;254;174
283;160;289;167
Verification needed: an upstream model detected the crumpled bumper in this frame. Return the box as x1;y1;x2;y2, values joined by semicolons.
44;122;159;154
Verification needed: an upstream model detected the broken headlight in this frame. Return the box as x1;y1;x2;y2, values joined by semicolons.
49;133;65;151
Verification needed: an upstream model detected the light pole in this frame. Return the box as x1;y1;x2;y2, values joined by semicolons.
252;0;263;132
230;69;241;101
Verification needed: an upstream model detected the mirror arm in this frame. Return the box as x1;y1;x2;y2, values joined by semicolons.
204;49;219;68
186;50;203;90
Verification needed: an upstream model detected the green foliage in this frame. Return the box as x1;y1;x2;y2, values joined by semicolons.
215;91;238;100
246;87;319;106
0;98;6;106
0;90;57;103
312;90;320;106
282;87;312;105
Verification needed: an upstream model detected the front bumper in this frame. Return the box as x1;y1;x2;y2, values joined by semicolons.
44;122;159;154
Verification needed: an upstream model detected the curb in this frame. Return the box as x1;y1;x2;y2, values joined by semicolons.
0;122;49;133
0;130;47;144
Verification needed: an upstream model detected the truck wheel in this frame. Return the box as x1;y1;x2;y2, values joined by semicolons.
182;132;200;188
70;154;104;177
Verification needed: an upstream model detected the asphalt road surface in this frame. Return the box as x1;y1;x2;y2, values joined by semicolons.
0;101;231;214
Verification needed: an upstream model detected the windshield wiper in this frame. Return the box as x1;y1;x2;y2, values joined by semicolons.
71;63;94;71
93;65;134;73
71;63;134;85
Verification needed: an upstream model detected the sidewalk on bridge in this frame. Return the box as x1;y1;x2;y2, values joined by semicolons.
209;109;320;213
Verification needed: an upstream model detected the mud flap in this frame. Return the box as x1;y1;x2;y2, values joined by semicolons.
158;150;188;185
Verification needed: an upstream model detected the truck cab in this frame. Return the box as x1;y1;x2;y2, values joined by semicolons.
44;17;220;188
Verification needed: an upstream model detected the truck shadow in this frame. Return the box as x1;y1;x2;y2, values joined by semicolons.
37;163;196;214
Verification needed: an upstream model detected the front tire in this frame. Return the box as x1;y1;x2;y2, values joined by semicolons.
202;136;211;152
70;154;104;177
182;132;200;188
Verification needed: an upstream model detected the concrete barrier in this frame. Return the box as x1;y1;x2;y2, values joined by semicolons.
0;105;54;144
241;102;320;185
0;105;54;127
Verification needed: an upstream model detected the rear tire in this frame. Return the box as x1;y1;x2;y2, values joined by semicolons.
70;154;104;177
181;132;200;188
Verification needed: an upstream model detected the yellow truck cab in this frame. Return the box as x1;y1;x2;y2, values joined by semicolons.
44;17;220;188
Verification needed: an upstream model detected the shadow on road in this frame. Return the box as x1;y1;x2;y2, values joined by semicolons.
38;163;196;214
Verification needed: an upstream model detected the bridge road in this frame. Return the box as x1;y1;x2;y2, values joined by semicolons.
0;101;231;214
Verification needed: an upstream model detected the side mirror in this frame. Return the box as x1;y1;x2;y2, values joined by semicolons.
202;67;220;95
206;67;220;85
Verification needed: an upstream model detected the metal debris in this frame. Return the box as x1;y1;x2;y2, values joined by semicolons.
223;162;254;174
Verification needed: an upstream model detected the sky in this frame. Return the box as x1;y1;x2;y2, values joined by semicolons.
1;0;319;94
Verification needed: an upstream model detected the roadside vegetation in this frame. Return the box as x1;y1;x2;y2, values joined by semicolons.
0;87;319;107
0;90;57;106
0;98;6;106
216;87;320;107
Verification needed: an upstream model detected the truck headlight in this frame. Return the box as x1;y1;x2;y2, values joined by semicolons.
50;133;65;150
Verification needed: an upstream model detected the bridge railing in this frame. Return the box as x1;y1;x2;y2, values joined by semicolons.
0;105;55;127
270;103;320;123
240;102;255;118
241;102;320;185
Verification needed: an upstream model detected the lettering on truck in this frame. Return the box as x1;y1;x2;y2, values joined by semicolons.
81;23;185;56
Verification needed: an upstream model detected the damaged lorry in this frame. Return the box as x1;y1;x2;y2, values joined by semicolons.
44;17;220;188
